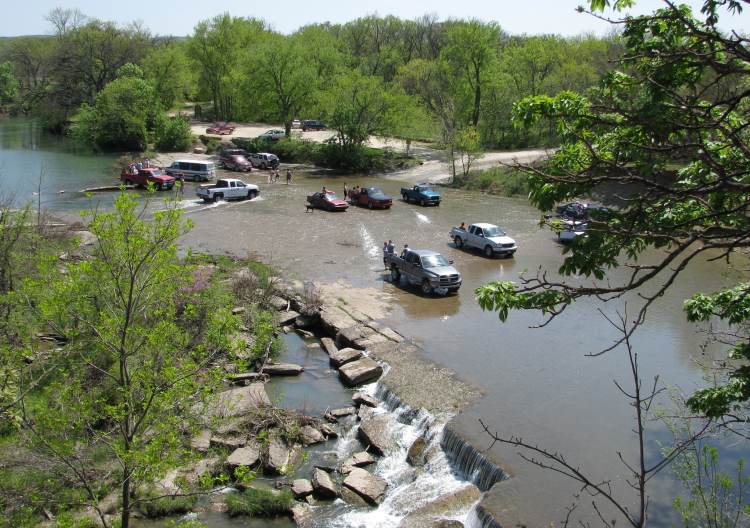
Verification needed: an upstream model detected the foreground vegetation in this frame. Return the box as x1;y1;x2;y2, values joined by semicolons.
0;191;291;528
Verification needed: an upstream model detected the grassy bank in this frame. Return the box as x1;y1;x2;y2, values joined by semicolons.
451;166;530;196
230;137;420;173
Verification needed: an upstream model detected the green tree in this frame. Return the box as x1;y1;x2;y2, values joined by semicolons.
154;114;193;152
142;41;195;109
318;69;398;149
73;63;159;150
441;20;503;127
23;192;237;528
244;34;316;136
0;62;19;109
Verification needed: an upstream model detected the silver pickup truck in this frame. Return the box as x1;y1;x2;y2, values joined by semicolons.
450;223;517;258
386;249;462;295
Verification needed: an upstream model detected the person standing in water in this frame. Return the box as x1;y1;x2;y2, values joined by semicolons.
286;169;292;184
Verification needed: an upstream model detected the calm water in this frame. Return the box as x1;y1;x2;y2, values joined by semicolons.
4;118;746;526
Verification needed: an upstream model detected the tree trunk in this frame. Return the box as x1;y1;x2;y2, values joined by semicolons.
284;121;291;138
472;83;481;127
120;468;130;528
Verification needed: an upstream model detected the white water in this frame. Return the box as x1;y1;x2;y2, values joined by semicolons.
359;224;381;260
312;382;480;528
415;212;432;224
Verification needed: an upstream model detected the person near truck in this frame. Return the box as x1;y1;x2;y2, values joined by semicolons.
286;169;292;184
382;241;388;268
344;183;349;200
400;244;410;259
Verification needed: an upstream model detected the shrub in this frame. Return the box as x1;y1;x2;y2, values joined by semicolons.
452;167;530;196
155;115;193;152
225;488;293;517
138;494;197;518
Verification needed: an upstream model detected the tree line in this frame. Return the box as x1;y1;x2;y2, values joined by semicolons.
0;9;622;151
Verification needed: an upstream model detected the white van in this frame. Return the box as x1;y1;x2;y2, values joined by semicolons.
165;160;216;182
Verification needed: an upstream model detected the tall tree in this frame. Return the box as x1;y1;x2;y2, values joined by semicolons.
142;40;195;109
442;20;503;127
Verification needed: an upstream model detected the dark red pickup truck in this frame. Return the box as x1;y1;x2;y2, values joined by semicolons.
120;167;175;190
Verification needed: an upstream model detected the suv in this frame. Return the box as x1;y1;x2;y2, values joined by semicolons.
257;129;285;141
218;148;252;171
248;152;279;170
302;120;327;131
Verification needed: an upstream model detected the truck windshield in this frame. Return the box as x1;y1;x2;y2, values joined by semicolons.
325;193;339;201
417;187;434;193
421;255;449;268
483;226;505;237
151;169;163;176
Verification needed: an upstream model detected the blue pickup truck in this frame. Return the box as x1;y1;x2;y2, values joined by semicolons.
401;184;441;206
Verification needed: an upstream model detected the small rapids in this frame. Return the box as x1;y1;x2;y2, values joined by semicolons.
415;212;432;224
359;223;381;260
310;383;486;528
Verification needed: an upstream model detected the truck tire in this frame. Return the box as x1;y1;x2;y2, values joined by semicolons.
454;236;464;248
155;182;163;191
247;190;257;200
124;179;133;186
421;279;433;295
390;266;400;282
368;202;373;209
261;163;267;170
402;193;409;203
484;245;494;258
213;193;223;203
420;198;426;206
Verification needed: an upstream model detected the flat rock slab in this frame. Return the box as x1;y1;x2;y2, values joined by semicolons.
230;372;268;384
341;451;377;474
330;347;363;368
291;478;314;499
269;296;289;311
262;363;304;376
339;357;383;387
311;468;338;499
225;444;260;468
324;407;356;422
358;414;395;456
277;310;300;326
203;383;270;420
320;337;338;356
318;423;337;437
300;425;326;446
191;429;212;452
210;434;247;449
398;484;480;527
319;306;357;337
343;467;387;505
291;503;314;528
265;438;291;474
352;392;379;408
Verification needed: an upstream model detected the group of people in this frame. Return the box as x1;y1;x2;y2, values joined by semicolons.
267;169;293;184
343;183;361;200
126;158;152;174
382;240;411;267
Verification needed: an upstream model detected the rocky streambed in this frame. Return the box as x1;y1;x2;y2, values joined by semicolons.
139;275;512;528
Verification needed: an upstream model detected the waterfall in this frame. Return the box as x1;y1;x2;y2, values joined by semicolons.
441;426;507;492
465;502;504;528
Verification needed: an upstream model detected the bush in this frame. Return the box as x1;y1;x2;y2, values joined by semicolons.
452;167;530;196
155;115;193;152
225;488;293;517
138;494;197;518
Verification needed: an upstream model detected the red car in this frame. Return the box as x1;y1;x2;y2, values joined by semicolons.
121;166;175;191
307;191;349;212
350;187;392;209
206;123;235;135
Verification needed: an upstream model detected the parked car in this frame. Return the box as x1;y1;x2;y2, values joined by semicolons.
558;220;587;243
206;123;235;135
257;129;285;141
307;191;349;212
248;152;279;169
401;184;441;206
450;223;517;258
165;160;216;182
556;201;611;220
196;178;259;203
217;149;252;172
121;166;175;190
350;187;392;209
386;249;462;295
302;120;327;131
292;119;302;129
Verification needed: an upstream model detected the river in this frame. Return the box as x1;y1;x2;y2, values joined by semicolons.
2;117;746;526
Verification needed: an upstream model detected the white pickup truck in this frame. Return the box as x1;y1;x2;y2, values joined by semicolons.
450;223;517;258
196;178;260;203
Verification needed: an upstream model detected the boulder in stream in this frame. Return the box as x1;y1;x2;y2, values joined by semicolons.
342;467;387;505
320;336;338;356
311;467;338;499
338;357;383;386
407;436;428;467
300;425;326;446
340;451;377;474
352;392;379;408
262;363;304;376
329;347;362;368
291;478;314;499
225;444;260;468
357;413;394;456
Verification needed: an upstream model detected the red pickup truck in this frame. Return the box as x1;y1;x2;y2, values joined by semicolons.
120;167;175;191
